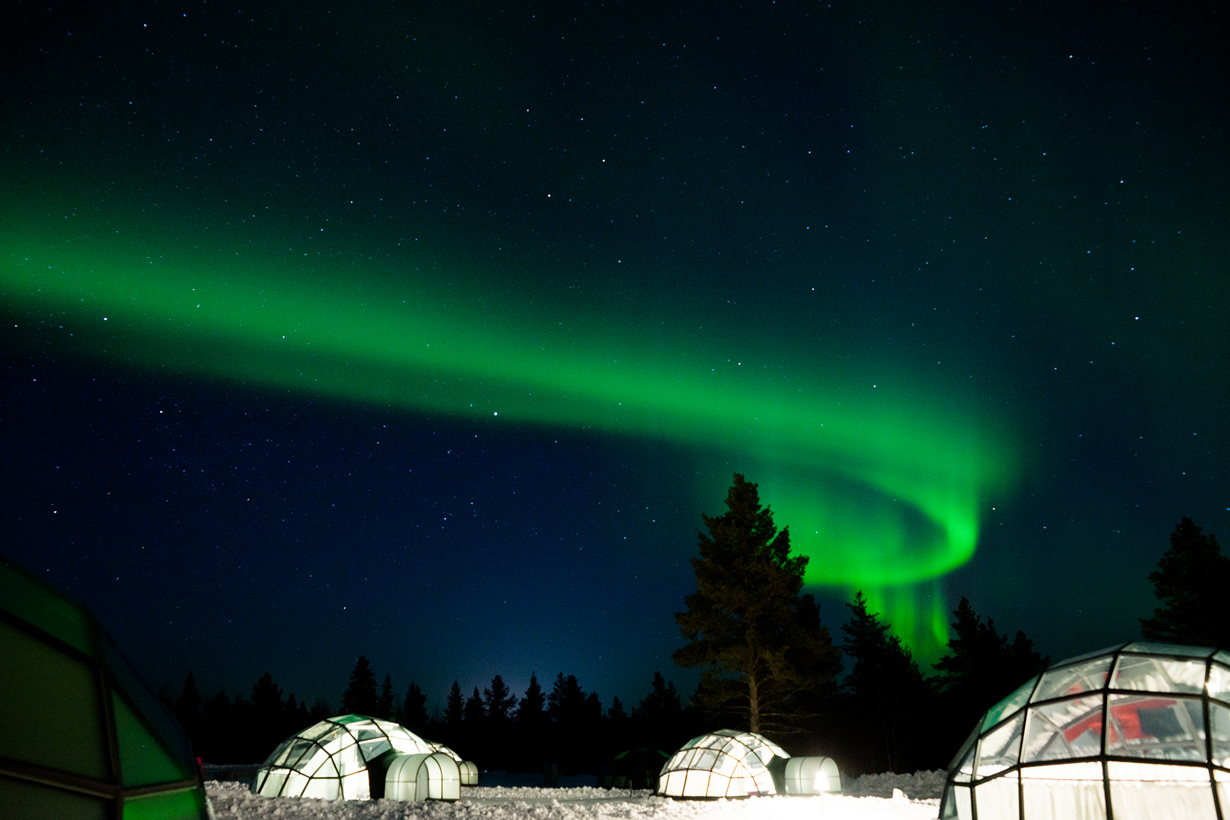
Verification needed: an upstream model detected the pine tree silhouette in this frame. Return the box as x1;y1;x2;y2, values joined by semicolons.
340;656;379;716
1141;517;1230;648
674;473;840;734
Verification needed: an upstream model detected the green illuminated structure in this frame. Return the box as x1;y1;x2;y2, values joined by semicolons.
942;642;1230;820
657;729;841;798
0;558;211;820
0;233;1023;660
252;715;473;801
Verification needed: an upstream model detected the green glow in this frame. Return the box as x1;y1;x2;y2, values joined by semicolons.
1;228;1020;660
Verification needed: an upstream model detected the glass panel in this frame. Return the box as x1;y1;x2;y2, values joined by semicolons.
1035;657;1113;702
1023;695;1105;762
114;692;194;786
1208;664;1230;704
952;735;977;783
0;620;109;778
679;748;702;768
262;738;291;766
1106;694;1205;762
0;775;111;820
272;738;314;768
1021;762;1106;819
949;726;978;777
943;783;971;820
939;783;957;820
1107;762;1217;820
103;635;195;770
0;562;97;656
122;787;208;820
1124;642;1215;658
1112;654;1207;694
983;675;1039;731
977;712;1025;778
1216;651;1230;667
358;737;391;762
1212;703;1230;766
974;773;1019;820
300;722;337;741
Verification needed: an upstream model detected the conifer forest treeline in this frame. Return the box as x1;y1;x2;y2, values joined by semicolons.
162;504;1225;777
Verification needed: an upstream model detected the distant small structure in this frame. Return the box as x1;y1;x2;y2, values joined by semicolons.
598;747;670;789
252;714;475;801
657;729;841;798
941;641;1230;820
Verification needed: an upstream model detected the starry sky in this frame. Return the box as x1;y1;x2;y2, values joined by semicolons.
2;0;1227;716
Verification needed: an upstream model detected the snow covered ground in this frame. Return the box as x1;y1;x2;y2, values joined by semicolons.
204;771;945;820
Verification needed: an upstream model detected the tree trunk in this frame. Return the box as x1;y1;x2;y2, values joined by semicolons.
748;673;760;734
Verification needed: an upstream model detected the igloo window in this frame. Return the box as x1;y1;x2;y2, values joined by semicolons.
1112;654;1208;694
1023;694;1105;762
1033;656;1113;701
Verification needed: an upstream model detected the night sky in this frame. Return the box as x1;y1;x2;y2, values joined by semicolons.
2;0;1227;717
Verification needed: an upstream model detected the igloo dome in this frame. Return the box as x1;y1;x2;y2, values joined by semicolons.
253;714;465;801
941;642;1230;820
658;729;787;798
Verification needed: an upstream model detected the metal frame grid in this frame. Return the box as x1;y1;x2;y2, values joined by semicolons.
0;558;210;820
657;729;787;798
940;642;1230;820
252;715;434;800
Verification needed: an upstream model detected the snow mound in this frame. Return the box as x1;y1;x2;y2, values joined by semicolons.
206;777;941;820
844;770;946;800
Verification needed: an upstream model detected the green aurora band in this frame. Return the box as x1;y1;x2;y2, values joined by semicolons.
1;229;1020;663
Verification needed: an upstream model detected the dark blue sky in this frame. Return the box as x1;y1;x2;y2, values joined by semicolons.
2;0;1227;716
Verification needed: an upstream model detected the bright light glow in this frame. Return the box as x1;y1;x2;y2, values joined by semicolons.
0;229;1021;660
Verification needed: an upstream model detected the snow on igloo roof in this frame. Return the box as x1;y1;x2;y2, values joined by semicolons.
658;729;787;798
941;641;1230;820
253;714;441;800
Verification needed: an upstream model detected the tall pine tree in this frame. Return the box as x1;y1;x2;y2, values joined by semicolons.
444;681;465;727
484;675;517;723
842;591;935;773
547;673;588;725
674;473;840;734
1141;517;1230;648
934;597;1048;706
376;674;395;720
399;683;429;734
632;671;685;750
516;673;546;726
341;656;379;716
932;597;1048;756
464;687;485;723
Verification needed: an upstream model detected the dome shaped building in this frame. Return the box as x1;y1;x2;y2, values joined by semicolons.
253;715;471;801
941;642;1230;820
657;729;840;798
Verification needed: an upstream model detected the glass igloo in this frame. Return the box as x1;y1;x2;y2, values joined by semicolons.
941;642;1230;820
657;729;840;798
253;715;465;801
1;558;211;819
658;730;787;797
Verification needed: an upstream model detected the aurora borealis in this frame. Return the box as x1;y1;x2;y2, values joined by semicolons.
2;0;1227;711
3;228;1018;661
